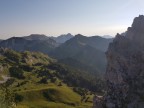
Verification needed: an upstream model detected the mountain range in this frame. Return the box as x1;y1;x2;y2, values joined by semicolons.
0;36;58;54
50;34;113;75
0;34;113;76
0;33;113;108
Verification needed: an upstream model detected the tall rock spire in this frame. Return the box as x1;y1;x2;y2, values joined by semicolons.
106;15;144;108
93;15;144;108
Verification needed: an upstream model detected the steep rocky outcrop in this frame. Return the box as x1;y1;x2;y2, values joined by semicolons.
93;15;144;108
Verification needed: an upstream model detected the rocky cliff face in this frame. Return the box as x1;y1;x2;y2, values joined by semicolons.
105;15;144;108
93;15;144;108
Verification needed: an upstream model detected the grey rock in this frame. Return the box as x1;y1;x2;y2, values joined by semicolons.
105;15;144;108
93;15;144;108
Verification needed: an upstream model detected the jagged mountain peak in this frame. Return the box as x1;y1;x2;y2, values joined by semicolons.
93;15;144;108
52;33;74;43
132;15;144;30
125;15;144;41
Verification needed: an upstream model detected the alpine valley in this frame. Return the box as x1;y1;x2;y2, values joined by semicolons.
0;34;113;108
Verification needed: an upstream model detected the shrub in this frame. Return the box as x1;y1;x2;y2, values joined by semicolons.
58;82;62;86
9;67;25;79
39;78;48;84
14;93;23;103
50;77;57;83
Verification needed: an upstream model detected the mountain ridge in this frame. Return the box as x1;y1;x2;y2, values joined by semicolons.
0;34;113;76
51;33;74;43
23;34;50;40
0;36;58;53
50;34;113;75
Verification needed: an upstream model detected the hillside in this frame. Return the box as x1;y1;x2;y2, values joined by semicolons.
63;34;112;52
0;35;58;54
0;48;105;108
0;33;74;53
50;34;113;75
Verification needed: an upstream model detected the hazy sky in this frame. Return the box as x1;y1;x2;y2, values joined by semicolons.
0;0;144;39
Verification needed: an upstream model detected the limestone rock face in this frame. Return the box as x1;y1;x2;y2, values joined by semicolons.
105;15;144;108
93;15;144;108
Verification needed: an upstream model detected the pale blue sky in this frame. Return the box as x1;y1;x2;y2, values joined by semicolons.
0;0;144;39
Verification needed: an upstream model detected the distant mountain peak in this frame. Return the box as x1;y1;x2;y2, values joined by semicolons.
59;33;73;37
66;33;72;36
102;35;113;38
23;34;49;40
30;34;45;36
52;33;74;43
75;34;85;37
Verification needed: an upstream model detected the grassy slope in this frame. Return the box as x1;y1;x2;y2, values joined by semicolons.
16;85;92;108
0;48;93;108
11;78;93;108
11;69;93;108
